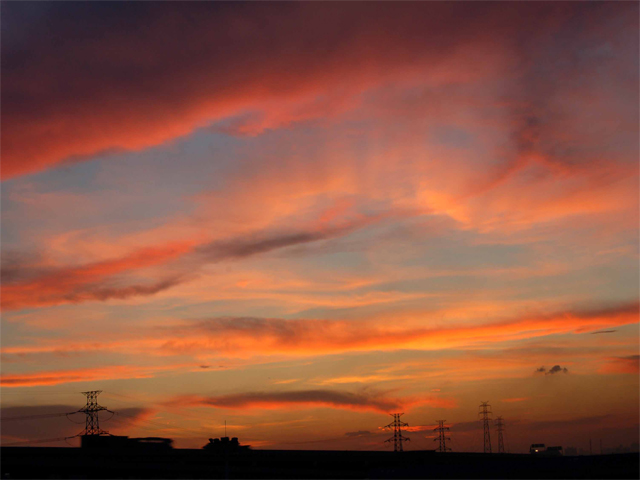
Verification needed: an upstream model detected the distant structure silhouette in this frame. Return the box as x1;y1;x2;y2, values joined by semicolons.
203;436;250;453
79;390;112;436
495;416;505;454
434;420;451;452
479;402;492;453
385;413;410;452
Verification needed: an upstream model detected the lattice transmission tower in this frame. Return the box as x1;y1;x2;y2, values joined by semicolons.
433;420;451;452
495;416;506;454
385;413;410;452
479;401;492;453
78;390;112;436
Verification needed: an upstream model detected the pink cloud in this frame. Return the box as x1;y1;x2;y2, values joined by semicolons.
6;2;622;179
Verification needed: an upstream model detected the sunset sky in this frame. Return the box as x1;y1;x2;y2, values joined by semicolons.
1;2;638;453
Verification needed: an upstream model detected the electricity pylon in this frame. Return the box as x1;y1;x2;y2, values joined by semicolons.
479;401;492;453
434;420;451;452
495;416;506;454
78;390;112;436
385;413;410;452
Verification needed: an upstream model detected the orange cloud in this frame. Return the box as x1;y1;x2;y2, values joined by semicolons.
0;364;193;387
154;302;640;358
2;303;636;367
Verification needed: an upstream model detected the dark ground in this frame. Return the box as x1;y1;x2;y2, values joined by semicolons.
1;447;638;479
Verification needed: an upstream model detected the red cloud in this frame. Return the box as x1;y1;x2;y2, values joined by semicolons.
598;355;640;375
1;242;192;310
4;2;609;179
1;213;388;311
0;364;193;387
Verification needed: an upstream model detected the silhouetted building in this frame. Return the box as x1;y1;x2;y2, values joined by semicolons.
565;447;578;456
203;436;250;453
530;443;546;454
545;446;563;456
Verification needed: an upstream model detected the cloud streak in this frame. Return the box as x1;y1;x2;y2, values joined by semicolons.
0;364;195;387
2;303;636;371
172;389;454;414
1;215;385;311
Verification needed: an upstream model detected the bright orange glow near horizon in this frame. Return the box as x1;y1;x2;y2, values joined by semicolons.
1;2;638;454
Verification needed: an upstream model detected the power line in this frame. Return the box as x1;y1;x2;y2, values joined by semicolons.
384;413;410;452
78;390;113;436
434;420;451;452
479;401;492;454
2;436;78;447
2;412;80;422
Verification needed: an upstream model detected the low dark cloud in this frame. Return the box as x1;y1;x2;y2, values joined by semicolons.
0;405;149;445
196;231;332;260
590;330;617;334
2;275;183;311
60;277;183;303
600;355;640;374
524;415;614;431
0;250;50;284
450;414;619;435
534;365;569;375
547;365;569;375
183;389;404;413
194;217;379;263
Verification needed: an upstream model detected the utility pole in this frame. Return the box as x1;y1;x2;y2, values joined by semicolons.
79;390;111;436
433;420;451;452
495;416;505;454
479;401;492;453
385;413;410;452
